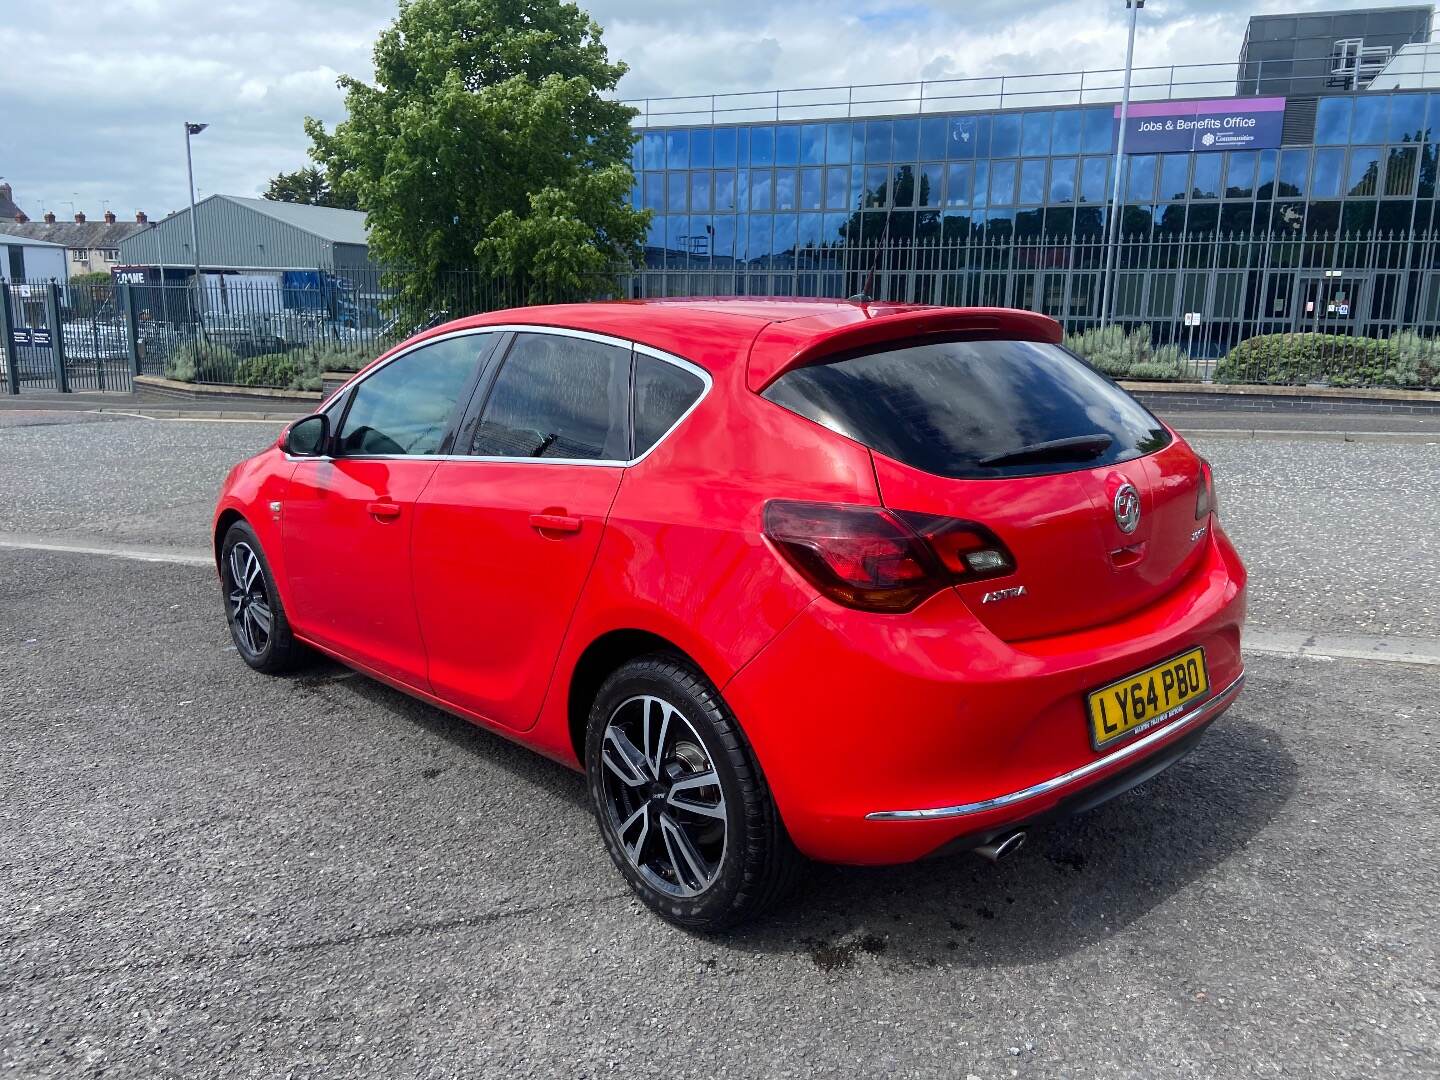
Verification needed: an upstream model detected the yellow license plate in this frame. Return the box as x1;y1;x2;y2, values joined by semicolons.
1087;648;1209;750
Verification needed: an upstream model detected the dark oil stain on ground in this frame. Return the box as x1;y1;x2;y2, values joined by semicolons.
808;933;888;972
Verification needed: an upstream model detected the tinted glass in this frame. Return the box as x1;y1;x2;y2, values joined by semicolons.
751;127;774;166
919;117;947;160
762;338;1171;480
1021;111;1051;156
991;114;1021;157
633;354;705;455
1191;155;1221;199
338;336;480;456
775;125;800;165
469;334;628;460
1051;110;1082;155
1314;97;1352;145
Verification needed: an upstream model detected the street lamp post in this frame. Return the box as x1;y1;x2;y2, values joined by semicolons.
1098;0;1144;331
184;122;208;324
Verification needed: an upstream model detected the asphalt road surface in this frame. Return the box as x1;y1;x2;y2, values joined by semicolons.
1;412;1437;1078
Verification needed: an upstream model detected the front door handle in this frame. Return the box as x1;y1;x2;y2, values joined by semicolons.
367;500;402;522
529;512;582;534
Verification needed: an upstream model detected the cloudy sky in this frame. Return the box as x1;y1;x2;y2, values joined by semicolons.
0;0;1404;220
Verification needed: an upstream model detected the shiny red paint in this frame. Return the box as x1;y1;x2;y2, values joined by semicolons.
214;298;1247;866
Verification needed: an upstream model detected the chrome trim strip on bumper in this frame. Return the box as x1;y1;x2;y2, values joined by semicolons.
865;669;1246;822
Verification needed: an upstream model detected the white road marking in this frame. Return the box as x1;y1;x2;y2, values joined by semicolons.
1244;630;1440;667
0;535;212;566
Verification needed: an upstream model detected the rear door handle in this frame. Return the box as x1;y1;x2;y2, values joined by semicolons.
529;513;582;534
367;500;402;522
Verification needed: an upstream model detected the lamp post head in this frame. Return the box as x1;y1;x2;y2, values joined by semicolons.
185;122;209;136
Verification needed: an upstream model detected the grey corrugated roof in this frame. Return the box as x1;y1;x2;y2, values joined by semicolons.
0;220;149;248
223;195;370;245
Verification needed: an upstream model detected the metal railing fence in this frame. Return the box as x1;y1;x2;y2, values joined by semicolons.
4;228;1440;393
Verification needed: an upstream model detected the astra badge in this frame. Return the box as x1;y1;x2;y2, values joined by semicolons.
981;585;1027;605
1113;482;1141;534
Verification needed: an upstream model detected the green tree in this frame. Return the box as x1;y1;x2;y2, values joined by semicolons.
305;0;645;311
263;167;359;210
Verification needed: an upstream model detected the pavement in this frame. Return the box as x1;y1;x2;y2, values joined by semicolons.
1;410;1437;1078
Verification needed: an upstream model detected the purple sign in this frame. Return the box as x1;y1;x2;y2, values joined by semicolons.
1116;97;1285;154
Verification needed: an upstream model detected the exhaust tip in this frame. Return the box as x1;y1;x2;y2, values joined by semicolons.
974;830;1027;863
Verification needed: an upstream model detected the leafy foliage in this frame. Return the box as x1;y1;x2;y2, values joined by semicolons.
163;341;239;383
1062;325;1190;382
304;0;646;315
234;342;381;391
1215;332;1440;389
263;167;359;210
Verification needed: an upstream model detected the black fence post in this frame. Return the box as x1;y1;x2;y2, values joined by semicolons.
45;281;69;393
0;282;18;395
119;283;141;377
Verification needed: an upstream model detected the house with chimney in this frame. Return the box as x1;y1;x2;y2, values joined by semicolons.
0;183;152;278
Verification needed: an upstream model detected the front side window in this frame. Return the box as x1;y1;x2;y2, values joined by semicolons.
337;335;482;456
469;333;629;461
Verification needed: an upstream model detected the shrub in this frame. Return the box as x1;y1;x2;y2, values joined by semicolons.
1062;324;1189;381
234;350;322;392
163;341;239;383
1214;332;1437;389
306;342;377;373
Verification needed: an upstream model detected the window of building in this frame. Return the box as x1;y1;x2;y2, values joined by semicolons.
468;333;628;461
1082;107;1114;154
948;115;987;159
800;123;826;164
1385;145;1419;196
1079;157;1109;203
945;162;972;207
714;128;738;168
775;169;797;210
714;171;736;211
1051;110;1082;156
919;117;947;161
667;172;687;211
749;170;773;211
666;129;689;170
6;245;23;281
689;128;712;168
751;126;774;167
893;118;919;163
1347;147;1382;196
989;160;1017;206
1191;155;1222;199
1352;97;1389;143
774;213;798;254
864;167;889;207
1018;160;1046;204
1126;155;1157;202
1314;97;1352;145
800;168;823;210
1159;154;1190;200
73;248;90;262
1225;151;1257;198
826;122;852;164
1311;148;1345;198
99;248;119;261
339;336;481;456
643;173;664;211
991;113;1021;157
1387;94;1427;142
1276;149;1310;197
972;162;991;208
746;214;772;259
690;171;712;212
824;167;848;210
864;120;892;164
643;131;664;170
632;353;705;457
1048;158;1077;203
775;125;800;166
1021;111;1051;156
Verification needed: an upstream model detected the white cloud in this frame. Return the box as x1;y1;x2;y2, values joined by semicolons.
0;0;1400;221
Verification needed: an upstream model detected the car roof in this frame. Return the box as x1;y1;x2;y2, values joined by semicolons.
407;298;1063;387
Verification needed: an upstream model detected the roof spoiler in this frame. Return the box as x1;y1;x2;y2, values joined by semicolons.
747;307;1063;392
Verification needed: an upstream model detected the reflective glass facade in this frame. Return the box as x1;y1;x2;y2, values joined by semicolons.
632;90;1440;267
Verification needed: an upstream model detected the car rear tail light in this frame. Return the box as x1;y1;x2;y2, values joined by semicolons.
763;500;1016;613
1195;459;1218;520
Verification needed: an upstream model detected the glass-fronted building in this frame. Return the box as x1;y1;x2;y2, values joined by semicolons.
625;6;1440;342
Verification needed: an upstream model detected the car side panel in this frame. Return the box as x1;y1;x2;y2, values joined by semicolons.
212;444;298;608
529;365;879;763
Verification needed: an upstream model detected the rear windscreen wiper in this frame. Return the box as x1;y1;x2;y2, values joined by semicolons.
979;433;1114;468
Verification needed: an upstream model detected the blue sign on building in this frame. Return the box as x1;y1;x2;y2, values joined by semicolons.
1118;96;1286;154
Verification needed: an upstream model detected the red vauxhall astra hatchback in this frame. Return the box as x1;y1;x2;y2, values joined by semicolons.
214;299;1246;930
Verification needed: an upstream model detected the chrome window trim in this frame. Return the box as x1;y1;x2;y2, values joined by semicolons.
864;670;1245;822
299;324;713;468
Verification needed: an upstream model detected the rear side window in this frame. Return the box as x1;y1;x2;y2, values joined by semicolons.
763;338;1170;479
632;353;705;456
468;332;629;460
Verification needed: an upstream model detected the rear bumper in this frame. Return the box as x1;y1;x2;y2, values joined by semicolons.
724;524;1247;865
868;669;1244;823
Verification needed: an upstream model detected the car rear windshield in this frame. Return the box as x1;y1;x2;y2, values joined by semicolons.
762;337;1172;479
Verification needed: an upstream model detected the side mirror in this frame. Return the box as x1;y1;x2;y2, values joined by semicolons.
284;413;331;457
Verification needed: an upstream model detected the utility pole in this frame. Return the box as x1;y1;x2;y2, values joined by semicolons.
1098;0;1143;330
184;122;208;324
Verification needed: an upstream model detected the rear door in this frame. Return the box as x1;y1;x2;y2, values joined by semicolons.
281;332;494;685
764;336;1209;641
411;329;631;730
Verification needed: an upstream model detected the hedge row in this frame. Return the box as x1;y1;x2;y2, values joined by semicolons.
163;341;377;391
1214;331;1440;389
1062;325;1191;382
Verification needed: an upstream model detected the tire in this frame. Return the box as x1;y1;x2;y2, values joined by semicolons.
219;520;306;674
585;654;803;931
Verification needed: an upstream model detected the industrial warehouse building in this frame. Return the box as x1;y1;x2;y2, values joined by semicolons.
625;5;1440;347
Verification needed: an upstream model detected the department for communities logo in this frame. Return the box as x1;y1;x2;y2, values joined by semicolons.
1201;132;1216;146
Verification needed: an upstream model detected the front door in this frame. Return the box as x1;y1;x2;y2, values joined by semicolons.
280;332;493;687
412;329;632;730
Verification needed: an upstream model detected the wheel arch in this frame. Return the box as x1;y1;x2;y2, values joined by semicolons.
213;507;247;568
566;628;705;765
